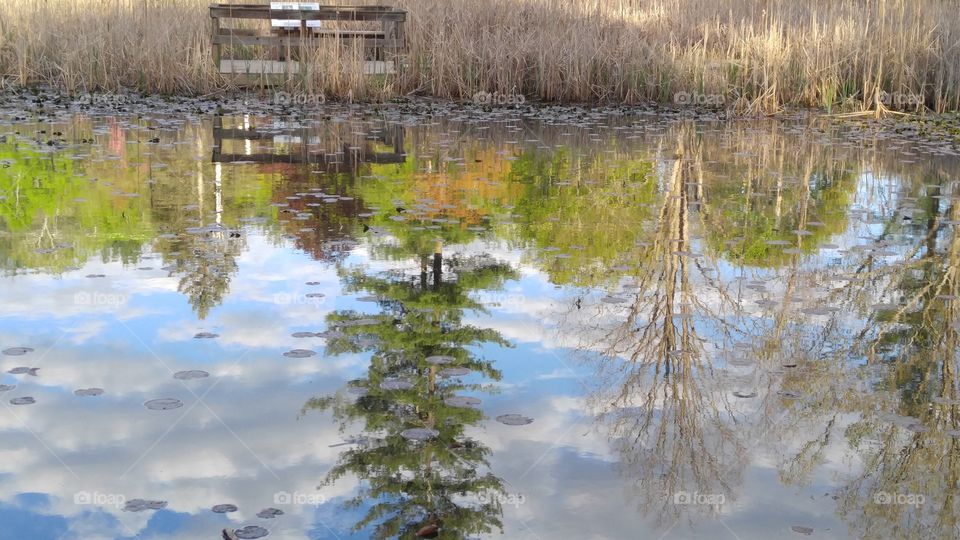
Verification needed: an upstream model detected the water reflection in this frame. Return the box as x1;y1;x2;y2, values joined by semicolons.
0;98;959;538
303;250;516;538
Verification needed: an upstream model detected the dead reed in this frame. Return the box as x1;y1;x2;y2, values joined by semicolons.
1;0;958;112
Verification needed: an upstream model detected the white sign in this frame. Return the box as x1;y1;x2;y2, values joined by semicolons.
270;2;321;28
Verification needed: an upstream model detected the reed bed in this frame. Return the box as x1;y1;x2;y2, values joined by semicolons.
1;0;958;112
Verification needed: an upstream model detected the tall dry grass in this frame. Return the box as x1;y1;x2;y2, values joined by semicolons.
0;0;958;112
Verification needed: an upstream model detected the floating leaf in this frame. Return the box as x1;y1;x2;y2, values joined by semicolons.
145;398;183;410
256;508;284;519
234;526;269;539
439;367;471;377
416;523;440;538
0;384;15;392
7;367;39;376
496;414;534;426
381;380;413;390
194;332;219;339
3;347;34;356
10;397;35;405
444;396;481;408
401;428;439;441
283;349;316;358
74;388;104;396
790;525;813;535
212;504;238;513
425;355;455;365
733;391;757;398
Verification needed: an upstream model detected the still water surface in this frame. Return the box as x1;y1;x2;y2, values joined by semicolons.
0;98;959;539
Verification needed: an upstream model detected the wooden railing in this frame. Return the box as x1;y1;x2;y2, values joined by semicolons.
209;3;407;83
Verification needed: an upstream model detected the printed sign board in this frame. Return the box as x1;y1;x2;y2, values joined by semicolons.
270;2;322;28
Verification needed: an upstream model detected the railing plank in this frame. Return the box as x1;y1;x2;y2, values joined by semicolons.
213;34;399;48
210;6;406;22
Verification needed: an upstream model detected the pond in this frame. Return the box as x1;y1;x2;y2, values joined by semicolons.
0;95;959;539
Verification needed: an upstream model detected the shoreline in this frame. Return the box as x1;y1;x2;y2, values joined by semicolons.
1;87;958;152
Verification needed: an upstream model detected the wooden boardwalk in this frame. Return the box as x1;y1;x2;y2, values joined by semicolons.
210;3;407;85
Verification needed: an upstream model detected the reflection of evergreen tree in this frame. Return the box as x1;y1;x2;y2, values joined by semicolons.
304;250;517;539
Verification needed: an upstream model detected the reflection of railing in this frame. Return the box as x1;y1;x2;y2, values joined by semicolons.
211;116;405;172
209;3;407;84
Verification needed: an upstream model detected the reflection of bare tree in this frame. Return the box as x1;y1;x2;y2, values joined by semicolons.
830;194;960;539
570;129;748;524
769;174;960;539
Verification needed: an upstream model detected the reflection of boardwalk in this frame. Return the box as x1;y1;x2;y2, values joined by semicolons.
211;116;405;173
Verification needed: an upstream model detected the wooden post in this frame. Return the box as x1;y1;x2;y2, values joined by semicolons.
211;14;221;73
298;14;307;82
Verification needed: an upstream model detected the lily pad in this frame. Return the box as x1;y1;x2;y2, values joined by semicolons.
10;397;35;405
291;332;316;338
425;355;455;365
2;347;34;356
0;384;15;392
7;367;39;376
74;388;104;396
496;414;534;426
212;504;238;513
439;367;471;377
401;428;439;441
733;391;758;398
790;525;813;536
283;349;316;358
381;380;414;390
194;332;219;339
234;525;269;539
256;507;284;518
144;398;183;410
444;396;481;408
